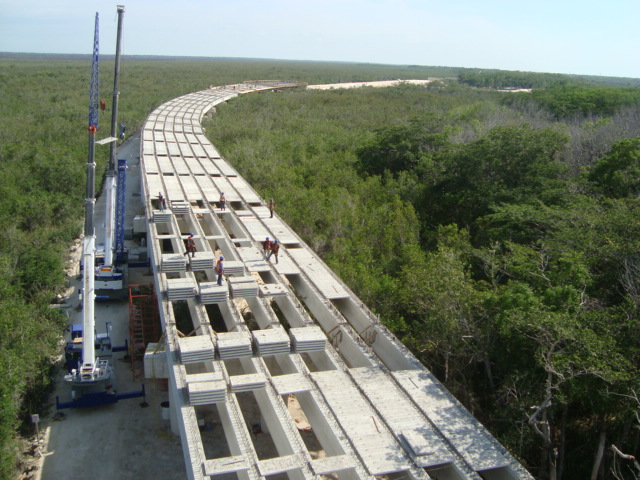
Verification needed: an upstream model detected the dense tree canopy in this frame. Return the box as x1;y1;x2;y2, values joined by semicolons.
207;81;640;479
458;69;571;89
531;85;640;118
588;137;640;197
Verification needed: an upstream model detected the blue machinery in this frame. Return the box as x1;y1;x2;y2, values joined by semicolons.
115;158;127;265
56;384;145;410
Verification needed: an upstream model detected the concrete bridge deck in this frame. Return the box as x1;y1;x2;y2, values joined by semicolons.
139;81;533;480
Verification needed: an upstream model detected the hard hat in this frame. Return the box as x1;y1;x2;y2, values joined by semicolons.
266;236;269;240
275;239;279;243
189;233;194;237
270;198;273;200
220;256;224;260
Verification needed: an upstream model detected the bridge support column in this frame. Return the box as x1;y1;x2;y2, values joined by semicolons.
169;379;180;436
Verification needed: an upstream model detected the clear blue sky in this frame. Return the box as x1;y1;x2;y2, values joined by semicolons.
1;0;638;79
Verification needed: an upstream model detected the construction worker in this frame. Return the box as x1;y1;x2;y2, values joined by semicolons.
216;256;224;286
220;192;226;210
262;237;271;259
267;239;280;263
158;192;165;211
268;198;275;218
184;233;196;258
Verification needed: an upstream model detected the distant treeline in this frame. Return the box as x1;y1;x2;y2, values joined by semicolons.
458;68;640;89
529;85;640;117
457;69;640;118
458;69;571;89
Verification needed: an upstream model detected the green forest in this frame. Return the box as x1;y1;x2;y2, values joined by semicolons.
1;55;640;479
206;81;640;480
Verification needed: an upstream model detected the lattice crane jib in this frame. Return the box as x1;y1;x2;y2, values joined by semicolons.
89;13;99;133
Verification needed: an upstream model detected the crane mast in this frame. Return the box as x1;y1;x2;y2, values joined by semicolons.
78;12;101;382
103;5;125;270
99;5;125;289
66;9;119;388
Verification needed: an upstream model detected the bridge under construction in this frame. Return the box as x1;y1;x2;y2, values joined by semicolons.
138;81;533;480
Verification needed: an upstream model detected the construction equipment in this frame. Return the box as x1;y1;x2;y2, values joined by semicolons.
96;4;126;289
59;7;144;409
62;11;115;403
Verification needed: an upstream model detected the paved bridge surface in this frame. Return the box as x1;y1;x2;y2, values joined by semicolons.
139;81;533;480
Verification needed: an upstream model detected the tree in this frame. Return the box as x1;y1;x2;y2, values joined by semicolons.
356;114;451;177
424;124;569;230
588;137;640;197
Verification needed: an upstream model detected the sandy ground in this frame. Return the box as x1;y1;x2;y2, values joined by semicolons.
306;79;533;94
29;132;186;480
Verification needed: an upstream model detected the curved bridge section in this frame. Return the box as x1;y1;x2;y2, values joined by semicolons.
139;82;533;480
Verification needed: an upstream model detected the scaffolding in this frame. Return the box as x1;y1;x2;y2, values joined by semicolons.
129;283;161;379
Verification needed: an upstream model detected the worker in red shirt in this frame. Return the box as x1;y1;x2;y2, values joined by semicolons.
262;237;271;259
184;234;196;258
216;256;224;285
267;239;280;264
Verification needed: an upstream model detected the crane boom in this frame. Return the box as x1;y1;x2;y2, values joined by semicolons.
88;13;100;133
81;12;100;373
103;5;125;271
60;7;143;409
